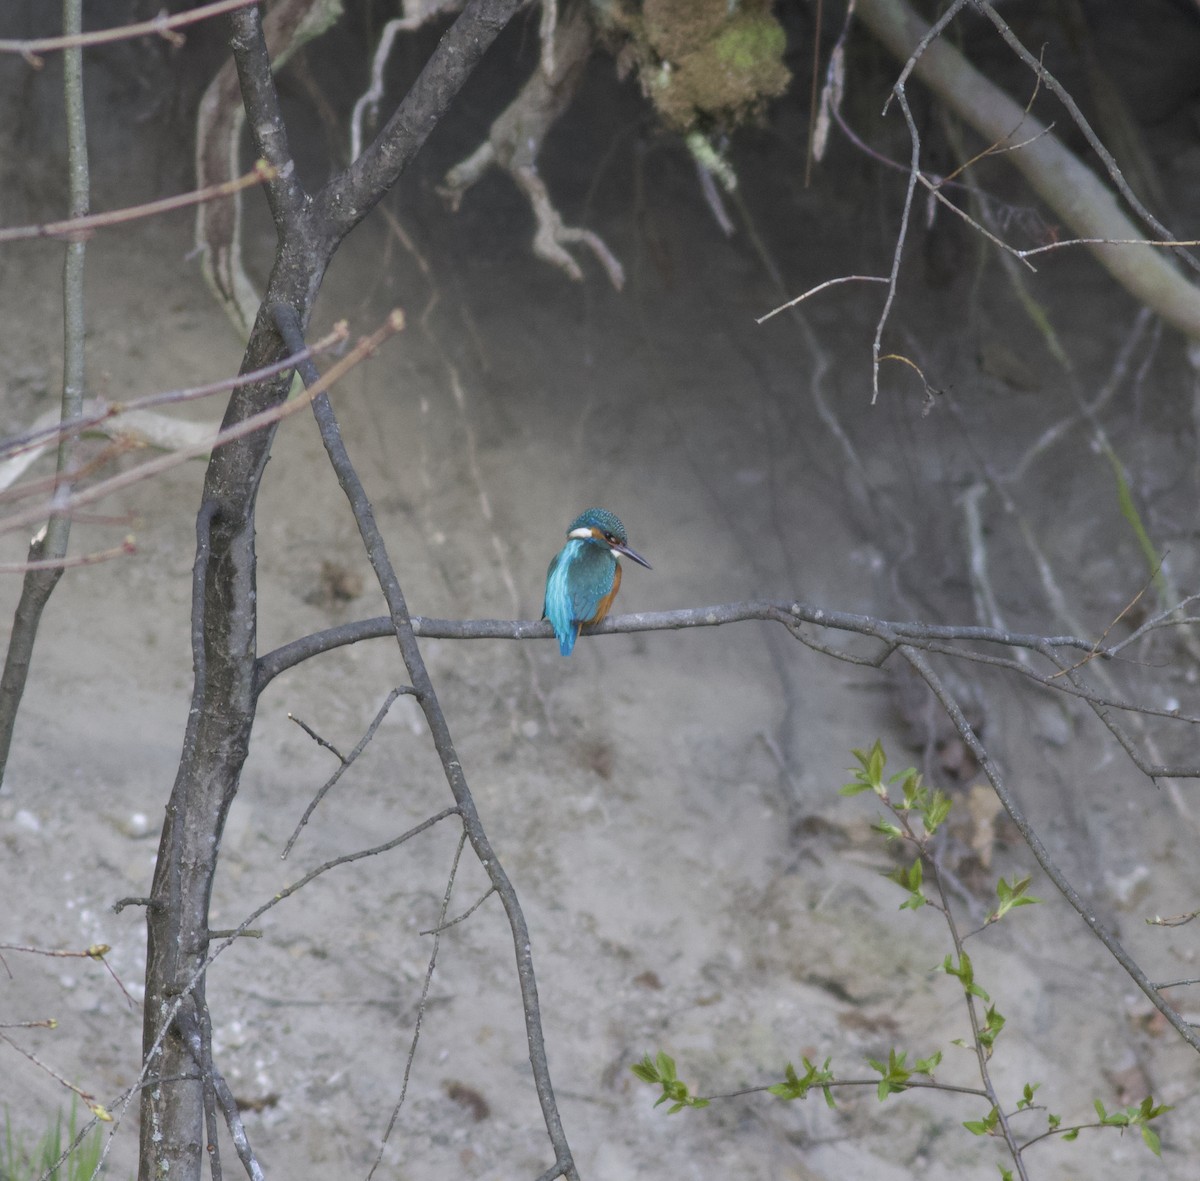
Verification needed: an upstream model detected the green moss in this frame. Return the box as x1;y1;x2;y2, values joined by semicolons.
603;1;791;133
714;14;787;74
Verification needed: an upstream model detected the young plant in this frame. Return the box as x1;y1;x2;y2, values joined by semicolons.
632;741;1173;1177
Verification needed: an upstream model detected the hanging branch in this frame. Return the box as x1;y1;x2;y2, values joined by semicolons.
272;303;579;1181
852;0;1200;340
0;0;90;784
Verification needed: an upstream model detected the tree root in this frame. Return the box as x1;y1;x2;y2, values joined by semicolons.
438;3;625;288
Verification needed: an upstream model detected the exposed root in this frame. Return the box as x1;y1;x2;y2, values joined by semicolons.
439;4;624;289
349;0;463;162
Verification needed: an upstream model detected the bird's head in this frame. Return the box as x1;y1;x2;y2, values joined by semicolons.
566;508;652;569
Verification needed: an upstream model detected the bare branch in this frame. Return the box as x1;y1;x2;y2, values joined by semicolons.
0;0;260;62
0;0;89;788
972;0;1200;275
282;686;418;858
317;0;525;242
0;317;390;541
0;326;343;472
756;275;889;324
368;830;468;1179
272;303;581;1181
855;0;1200;338
0;162;274;243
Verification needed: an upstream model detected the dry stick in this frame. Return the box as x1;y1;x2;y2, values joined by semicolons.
0;1029;111;1119
0;162;272;243
103;808;464;1181
0;0;89;789
208;1057;264;1181
899;644;1200;1054
0;0;260;61
368;829;469;1180
190;1005;224;1181
0;327;343;467
271;303;579;1181
855;0;1200;337
0;538;134;574
870;82;922;404
756;274;889;324
282;685;418;858
972;0;1199;276
0;318;382;542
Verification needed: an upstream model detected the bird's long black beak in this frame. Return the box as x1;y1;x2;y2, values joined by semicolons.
612;541;651;570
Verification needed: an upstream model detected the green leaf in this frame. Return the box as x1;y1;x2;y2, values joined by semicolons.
988;875;1042;924
840;779;873;797
963;1106;999;1136
867;740;886;784
632;1051;708;1113
889;858;928;910
942;951;990;1000
1017;1082;1040;1110
923;789;952;834
978;1005;1006;1053
769;1057;836;1105
869;1049;915;1100
913;1050;941;1075
842;741;890;798
1142;1124;1162;1157
631;1054;660;1084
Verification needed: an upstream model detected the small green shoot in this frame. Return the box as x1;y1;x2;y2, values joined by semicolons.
866;1048;941;1101
963;1104;1000;1136
1093;1096;1173;1157
631;1052;709;1113
889;858;928;910
943;951;989;1001
841;741;950;840
987;876;1041;925
768;1057;836;1108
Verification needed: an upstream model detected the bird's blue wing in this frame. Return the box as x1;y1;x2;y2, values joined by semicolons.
543;544;580;655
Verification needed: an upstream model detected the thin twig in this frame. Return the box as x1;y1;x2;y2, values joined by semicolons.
273;302;580;1181
0;0;260;61
0;162;273;243
0;328;342;463
0;538;135;574
369;830;468;1179
756;275;889;324
0;0;88;788
282;686;418;859
0;314;400;541
973;0;1200;275
872;84;923;404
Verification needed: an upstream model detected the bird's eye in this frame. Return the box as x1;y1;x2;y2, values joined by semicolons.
604;533;617;543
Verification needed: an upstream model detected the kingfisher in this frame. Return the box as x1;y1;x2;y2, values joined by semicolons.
543;508;651;656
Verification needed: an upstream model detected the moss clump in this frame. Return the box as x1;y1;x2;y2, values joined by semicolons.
604;0;792;133
715;14;787;74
